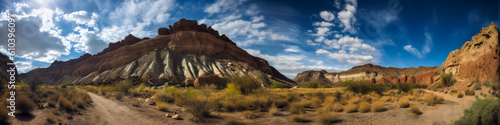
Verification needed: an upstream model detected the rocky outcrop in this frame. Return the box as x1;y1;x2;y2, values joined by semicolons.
22;19;296;87
294;22;500;88
0;53;19;83
439;22;500;86
294;64;439;85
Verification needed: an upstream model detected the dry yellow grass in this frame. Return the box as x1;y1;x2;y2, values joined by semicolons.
47;112;56;123
457;91;464;98
349;97;361;104
358;101;371;113
371;101;386;112
424;94;443;106
409;105;422;115
398;98;410;108
269;105;282;116
346;103;359;113
156;102;168;112
288;102;305;114
318;111;340;124
292;114;311;122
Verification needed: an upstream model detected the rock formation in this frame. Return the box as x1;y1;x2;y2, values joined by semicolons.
21;18;296;87
0;53;19;83
294;22;500;88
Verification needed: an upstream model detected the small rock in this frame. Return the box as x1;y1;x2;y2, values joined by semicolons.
165;113;170;117
43;103;49;108
172;114;181;120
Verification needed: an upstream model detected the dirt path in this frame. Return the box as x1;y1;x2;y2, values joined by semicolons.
420;90;476;125
85;92;165;125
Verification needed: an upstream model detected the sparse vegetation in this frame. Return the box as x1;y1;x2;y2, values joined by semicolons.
358;101;371;113
343;80;386;94
156;102;169;112
16;94;36;114
398;98;410;108
269;105;281;116
454;98;500;125
305;81;318;88
464;89;475;96
271;81;285;88
288;102;305;114
409;105;422;115
292;114;311;123
346;103;359;113
424;93;443;106
175;88;219;121
115;79;133;94
230;75;261;95
457;91;464;98
371;101;386;112
318;111;340;124
440;73;454;87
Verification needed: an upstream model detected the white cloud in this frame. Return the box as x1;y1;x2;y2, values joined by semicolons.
319;11;335;21
316;49;374;65
284;45;302;53
72;27;108;54
403;32;433;59
204;0;247;14
251;22;266;29
338;4;357;33
14;61;33;73
252;15;264;22
313;21;334;27
63;11;98;27
246;49;345;78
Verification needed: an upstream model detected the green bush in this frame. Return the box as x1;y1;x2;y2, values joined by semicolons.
115;80;133;93
343;81;387;94
230;75;260;95
176;89;219;121
441;73;454;87
454;99;500;125
271;81;285;88
61;82;73;87
322;84;332;88
305;82;318;88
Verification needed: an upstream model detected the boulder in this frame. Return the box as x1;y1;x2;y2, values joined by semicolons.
172;114;181;120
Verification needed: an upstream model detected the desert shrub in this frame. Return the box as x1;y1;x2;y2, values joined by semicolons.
320;102;343;113
436;83;445;88
348;97;361;104
155;93;175;103
0;104;9;124
271;81;285;88
491;78;500;90
176;90;218;120
358;102;371;113
269;105;282;116
474;84;482;90
246;94;273;111
224;83;241;96
47;112;56;123
115;80;133;93
305;82;318;88
397;83;412;93
464;89;475;96
288;102;305;114
346;103;358;113
318;111;340;124
371;101;386;112
343;81;387;94
409;105;422;115
440;73;454;87
450;89;457;94
156;102;168;112
398;98;410;108
136;83;146;92
457;91;464;98
424;94;443;106
74;98;85;108
454;99;500;125
16;95;36;114
230;75;260;95
310;97;323;108
292;114;311;122
61;82;72;87
58;96;74;112
164;86;180;95
322;84;332;88
273;98;288;108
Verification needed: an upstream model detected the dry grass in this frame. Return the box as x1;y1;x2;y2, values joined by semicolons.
156;102;168;112
349;97;361;104
292;114;311;122
424;94;443;106
457;91;464;98
288;102;305;114
371;101;386;112
58;95;75;112
16;94;36;114
409;105;422;115
269;105;282;116
358;102;371;113
345;103;359;113
318;111;340;124
398;98;410;108
47;112;56;123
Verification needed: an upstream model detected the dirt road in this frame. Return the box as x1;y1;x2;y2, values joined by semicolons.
85;92;165;125
420;90;476;125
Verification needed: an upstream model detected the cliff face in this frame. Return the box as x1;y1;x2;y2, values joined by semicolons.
21;19;296;87
0;53;19;83
294;22;500;87
440;22;500;86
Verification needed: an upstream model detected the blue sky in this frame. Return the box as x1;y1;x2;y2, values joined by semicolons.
0;0;498;78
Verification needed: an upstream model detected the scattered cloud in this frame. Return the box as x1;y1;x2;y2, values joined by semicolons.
204;0;247;15
63;11;98;27
403;32;433;59
319;11;335;21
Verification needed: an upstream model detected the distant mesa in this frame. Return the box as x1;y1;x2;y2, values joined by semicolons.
21;18;296;87
294;22;500;89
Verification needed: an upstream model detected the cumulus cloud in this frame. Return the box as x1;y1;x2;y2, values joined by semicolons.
319;11;335;21
284;45;302;53
313;21;335;27
63;11;98;27
246;49;345;78
338;4;357;33
403;32;433;59
316;49;374;65
14;61;33;73
71;27;108;54
204;0;247;14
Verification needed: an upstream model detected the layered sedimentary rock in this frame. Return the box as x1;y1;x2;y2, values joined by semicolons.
21;19;295;87
439;22;500;85
294;64;439;84
294;22;500;87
